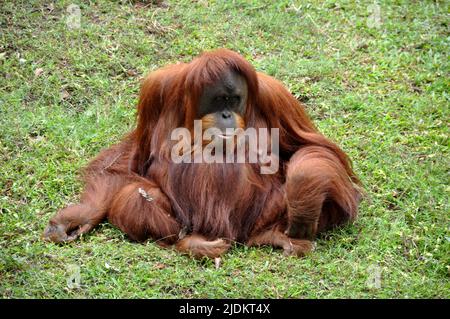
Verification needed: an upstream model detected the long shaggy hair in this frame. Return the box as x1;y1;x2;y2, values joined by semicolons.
43;49;361;258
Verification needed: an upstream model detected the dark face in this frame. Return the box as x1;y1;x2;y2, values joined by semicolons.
197;70;248;134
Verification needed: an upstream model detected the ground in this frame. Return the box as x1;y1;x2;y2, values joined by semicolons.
0;0;448;298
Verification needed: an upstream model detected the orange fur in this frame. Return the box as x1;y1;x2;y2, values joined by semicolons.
43;49;361;258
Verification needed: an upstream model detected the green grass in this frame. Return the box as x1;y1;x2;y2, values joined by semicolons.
0;0;448;298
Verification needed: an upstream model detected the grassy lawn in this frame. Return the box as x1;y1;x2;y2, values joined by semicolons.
0;0;448;298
